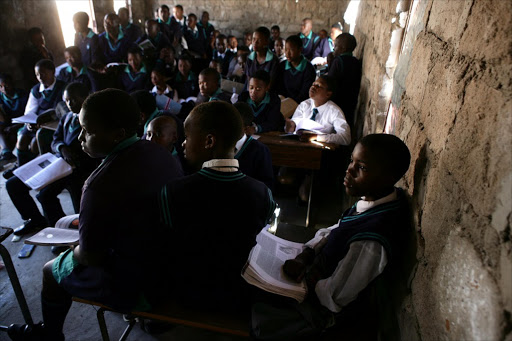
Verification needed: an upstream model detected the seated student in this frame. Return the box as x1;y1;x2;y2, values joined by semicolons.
118;7;142;45
227;51;249;83
119;46;150;93
155;46;177;79
73;12;101;67
173;55;199;100
183;13;207;59
274;37;286;62
233;102;273;190
137;19;172;63
157;4;179;45
0;74;28;162
145;115;184;174
245;27;279;87
275;35;316;104
150;68;180;113
298;18;321;60
328;33;361;128
7;88;183;341
172;5;187;33
243;31;253;51
208;30;220;60
158;101;276;313
208;60;223;76
57;46;92;91
196;67;231;103
213;34;235;76
237;70;282;133
6;83;97;237
252;134;411;340
97;13;131;64
269;25;281;53
20;27;54;89
227;35;238;54
313;23;343;61
197;11;215;56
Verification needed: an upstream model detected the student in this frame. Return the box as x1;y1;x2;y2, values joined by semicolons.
172;4;187;38
285;75;351;146
252;134;411;340
234;102;274;190
237;70;282;133
197;11;215;53
275;35;316;104
137;19;172;62
213;34;235;76
158;101;276;313
227;35;238;54
245;27;279;87
157;4;179;44
57;46;92;91
155;46;177;79
118;7;142;45
73;12;101;67
318;29;328;40
20;27;54;89
328;33;362;128
313;23;343;60
6;83;97;237
227;51;249;83
0;74;28;162
209;60;223;76
196;67;231;103
146;115;184;174
150;68;180;113
243;31;253;50
98;13;131;64
274;37;286;62
118;46;149;93
173;55;199;100
183;13;207;59
299;18;321;60
270;25;281;53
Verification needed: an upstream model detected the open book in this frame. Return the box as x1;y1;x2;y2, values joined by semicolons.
242;226;307;302
12;112;38;124
178;96;197;104
13;153;73;191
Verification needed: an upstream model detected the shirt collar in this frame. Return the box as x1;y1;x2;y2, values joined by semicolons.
340;51;353;57
285;55;307;72
300;31;313;40
248;49;274;62
247;92;270;106
86;29;95;39
1;92;19;101
124;64;147;74
202;159;239;172
102;134;139;165
106;28;124;43
235;134;248;153
39;78;56;92
356;188;398;213
209;87;223;101
143;109;160;134
66;65;87;75
151;85;170;94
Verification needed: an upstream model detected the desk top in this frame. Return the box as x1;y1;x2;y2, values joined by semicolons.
256;131;338;151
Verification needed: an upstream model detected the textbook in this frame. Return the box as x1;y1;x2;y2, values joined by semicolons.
13;153;73;191
12;112;38;124
242;226;307;302
138;39;155;50
25;227;79;246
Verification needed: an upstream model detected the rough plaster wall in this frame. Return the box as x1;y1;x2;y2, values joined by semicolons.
355;0;512;340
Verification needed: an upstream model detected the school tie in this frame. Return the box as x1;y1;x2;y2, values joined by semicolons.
311;108;319;121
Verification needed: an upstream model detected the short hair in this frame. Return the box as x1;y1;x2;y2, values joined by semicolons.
178;55;193;64
199;67;221;85
303;18;313;25
238;45;250;53
35;59;55;72
130;90;156;115
64;82;89;99
73;12;89;26
216;34;227;42
234;102;254;127
358;134;411;182
254;26;270;40
286;35;303;49
190;102;243;149
64;46;81;57
188;13;197;20
319;75;336;93
174;4;183;11
160;4;169;11
271;25;280;31
27;27;43;38
331;22;343;31
82;89;140;136
118;7;129;15
251;70;270;85
336;33;357;52
127;45;143;56
0;73;14;84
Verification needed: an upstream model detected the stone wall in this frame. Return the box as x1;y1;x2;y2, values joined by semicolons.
354;0;512;340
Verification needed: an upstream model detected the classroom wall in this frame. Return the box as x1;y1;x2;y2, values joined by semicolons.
353;0;512;339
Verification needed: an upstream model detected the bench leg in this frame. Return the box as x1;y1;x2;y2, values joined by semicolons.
97;308;110;341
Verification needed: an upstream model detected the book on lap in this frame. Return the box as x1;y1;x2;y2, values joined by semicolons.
13;153;73;191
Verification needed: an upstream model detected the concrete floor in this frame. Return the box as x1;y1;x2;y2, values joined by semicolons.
0;161;346;341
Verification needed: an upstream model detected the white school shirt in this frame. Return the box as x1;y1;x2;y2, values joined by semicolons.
305;190;398;313
291;98;351;145
235;134;248;154
24;78;57;116
202;158;239;172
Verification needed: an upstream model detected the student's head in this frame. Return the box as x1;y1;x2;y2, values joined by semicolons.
0;73;15;97
330;23;343;41
146;116;178;153
215;34;228;54
301;18;313;36
158;5;170;22
228;35;238;50
237;54;247;72
345;134;410;200
198;68;220;97
271;25;280;41
79;89;140;158
187;13;197;28
234;102;255;135
160;46;175;64
183;101;243;169
326;51;335;66
130;90;157;122
178;56;192;76
145;19;160;38
73;12;89;32
34;59;55;87
117;7;130;26
201;11;209;25
127;46;143;71
151;68;166;87
244;31;253;46
28;27;45;47
237;45;250;56
63;82;89;114
208;60;222;75
334;33;357;55
318;29;328;40
252;27;270;53
309;75;334;104
285;35;303;63
104;13;120;37
173;5;184;20
274;38;285;57
64;46;83;68
249;70;270;104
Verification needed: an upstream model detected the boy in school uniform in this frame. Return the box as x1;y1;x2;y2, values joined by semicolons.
252;134;411;340
137;19;172;64
73;12;101;67
234;102;274;190
150;68;180;112
20;27;54;89
6;83;97;237
118;7;142;45
158;101;276;313
146;115;184;175
172;4;187;40
269;25;281;53
184;13;207;59
237;70;282;133
7;89;183;341
57;46;92;92
228;35;238;54
196;67;232;103
119;46;150;93
213;34;236;76
0;74;28;162
298;18;321;60
313;23;343;60
275;35;316;104
173;55;199;100
97;13;131;64
274;38;287;62
197;11;215;54
157;5;179;45
328;33;362;128
245;27;279;87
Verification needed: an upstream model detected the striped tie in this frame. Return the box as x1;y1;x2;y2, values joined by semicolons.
311;108;319;121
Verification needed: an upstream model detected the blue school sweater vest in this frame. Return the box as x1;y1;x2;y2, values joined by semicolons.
30;80;66;115
0;89;29;119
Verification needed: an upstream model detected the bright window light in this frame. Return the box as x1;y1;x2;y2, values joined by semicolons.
56;0;94;48
114;0;127;13
344;0;361;35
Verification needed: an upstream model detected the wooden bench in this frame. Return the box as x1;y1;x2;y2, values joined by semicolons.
72;297;250;341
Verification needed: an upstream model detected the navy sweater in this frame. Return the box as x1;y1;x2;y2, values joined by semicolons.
275;56;316;104
235;136;274;190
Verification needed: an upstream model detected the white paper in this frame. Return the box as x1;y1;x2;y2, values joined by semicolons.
311;57;327;65
295;118;326;134
12;112;38;124
13;153;73;191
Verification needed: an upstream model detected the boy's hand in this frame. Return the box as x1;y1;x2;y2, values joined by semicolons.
283;258;307;282
284;118;296;133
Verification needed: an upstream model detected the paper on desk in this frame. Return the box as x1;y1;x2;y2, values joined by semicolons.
294;119;326;135
311;57;327;65
12;112;38;124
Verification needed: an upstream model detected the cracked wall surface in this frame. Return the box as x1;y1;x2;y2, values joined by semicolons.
354;0;512;339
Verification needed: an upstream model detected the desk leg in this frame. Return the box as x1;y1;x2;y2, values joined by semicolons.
306;172;315;228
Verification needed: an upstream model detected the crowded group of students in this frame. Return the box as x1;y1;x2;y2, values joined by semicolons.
2;4;412;341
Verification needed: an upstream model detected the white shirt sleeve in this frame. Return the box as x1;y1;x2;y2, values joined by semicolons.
24;91;38;116
316;107;351;145
290;100;308;126
314;240;388;313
